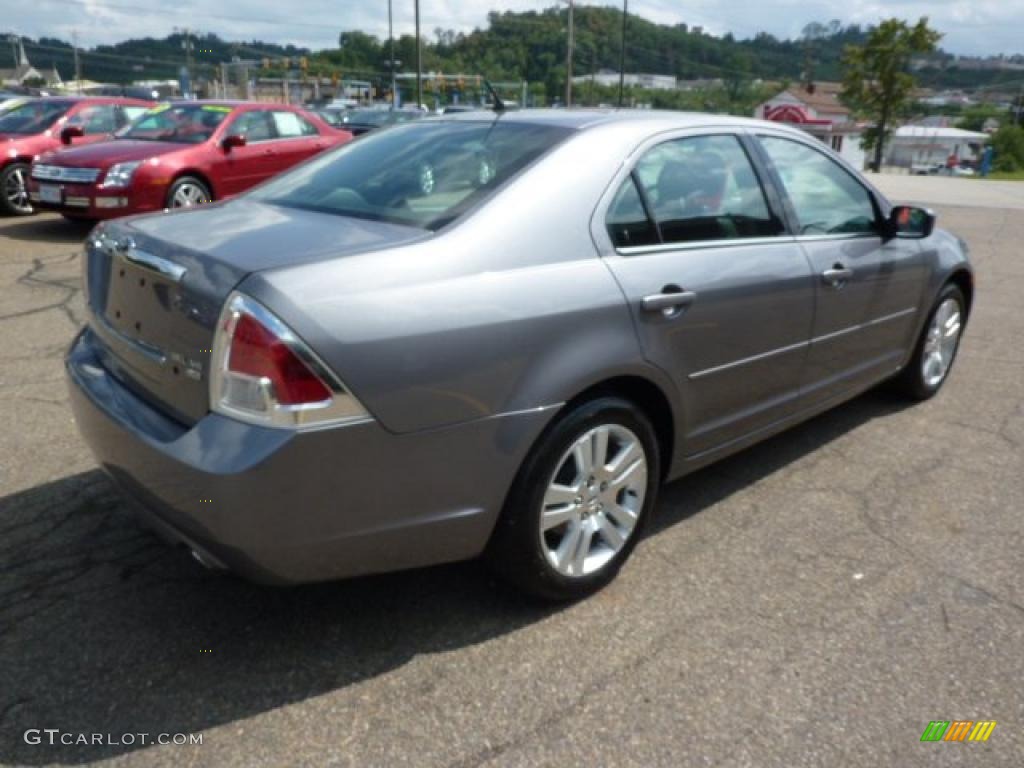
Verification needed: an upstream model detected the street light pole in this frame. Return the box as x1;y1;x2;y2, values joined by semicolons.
415;0;422;109
72;30;82;94
618;0;627;107
563;0;574;107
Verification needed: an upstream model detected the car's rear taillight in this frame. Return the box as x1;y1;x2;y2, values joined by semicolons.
210;292;369;428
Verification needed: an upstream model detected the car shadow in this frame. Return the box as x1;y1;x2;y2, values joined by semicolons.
1;214;95;245
649;388;913;536
0;387;910;764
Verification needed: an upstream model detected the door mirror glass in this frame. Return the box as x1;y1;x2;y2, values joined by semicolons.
60;125;84;145
222;134;247;151
888;206;935;239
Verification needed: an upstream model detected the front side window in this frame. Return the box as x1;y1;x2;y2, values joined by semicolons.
251;121;572;231
759;136;877;236
118;104;229;144
67;104;118;134
272;111;318;138
0;99;71;134
627;134;783;245
227;110;274;142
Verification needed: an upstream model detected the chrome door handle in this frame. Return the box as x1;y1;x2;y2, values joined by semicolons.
822;265;854;287
642;290;697;313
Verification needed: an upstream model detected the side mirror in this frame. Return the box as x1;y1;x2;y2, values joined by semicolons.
887;205;935;240
60;125;85;145
221;134;247;151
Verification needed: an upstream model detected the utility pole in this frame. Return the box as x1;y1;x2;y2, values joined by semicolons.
563;0;574;106
415;0;422;109
175;27;194;98
388;0;397;107
72;30;82;93
618;0;628;107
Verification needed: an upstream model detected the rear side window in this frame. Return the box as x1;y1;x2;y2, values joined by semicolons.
758;136;878;235
272;111;318;138
633;135;783;244
606;177;658;248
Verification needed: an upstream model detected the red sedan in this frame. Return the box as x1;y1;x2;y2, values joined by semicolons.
1;96;153;215
28;101;352;221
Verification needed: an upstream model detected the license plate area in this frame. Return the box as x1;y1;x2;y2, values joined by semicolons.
103;260;179;351
39;184;62;204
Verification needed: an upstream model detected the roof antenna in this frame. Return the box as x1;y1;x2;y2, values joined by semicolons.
483;78;505;113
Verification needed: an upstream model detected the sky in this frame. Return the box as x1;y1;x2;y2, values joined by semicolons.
6;0;1024;58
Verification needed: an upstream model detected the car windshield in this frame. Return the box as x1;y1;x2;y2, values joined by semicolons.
116;103;232;143
0;100;72;135
250;120;572;230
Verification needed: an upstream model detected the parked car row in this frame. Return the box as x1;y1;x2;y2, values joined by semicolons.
1;96;352;219
314;106;426;136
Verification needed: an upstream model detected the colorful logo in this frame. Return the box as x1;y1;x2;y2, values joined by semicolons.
921;721;996;742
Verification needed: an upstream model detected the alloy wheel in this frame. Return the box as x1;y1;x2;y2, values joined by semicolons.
4;166;32;214
171;182;209;208
539;424;647;578
921;297;962;388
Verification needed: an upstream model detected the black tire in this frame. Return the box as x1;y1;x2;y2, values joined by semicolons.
165;176;212;209
487;396;661;601
893;283;966;400
0;162;33;216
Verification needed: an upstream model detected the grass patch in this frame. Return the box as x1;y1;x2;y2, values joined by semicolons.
976;170;1024;181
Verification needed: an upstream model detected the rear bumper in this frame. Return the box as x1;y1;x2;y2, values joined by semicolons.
66;328;554;584
28;179;163;219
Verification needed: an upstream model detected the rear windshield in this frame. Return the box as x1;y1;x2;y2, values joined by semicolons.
250;120;572;230
0;100;72;134
116;103;231;143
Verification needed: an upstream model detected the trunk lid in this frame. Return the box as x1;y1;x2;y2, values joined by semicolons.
84;200;427;425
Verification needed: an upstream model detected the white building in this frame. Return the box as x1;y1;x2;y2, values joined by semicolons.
755;83;867;170
0;40;62;88
885;126;989;170
571;70;678;91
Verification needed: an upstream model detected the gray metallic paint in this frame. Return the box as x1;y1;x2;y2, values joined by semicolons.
67;111;973;583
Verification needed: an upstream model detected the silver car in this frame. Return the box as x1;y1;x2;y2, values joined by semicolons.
67;111;972;600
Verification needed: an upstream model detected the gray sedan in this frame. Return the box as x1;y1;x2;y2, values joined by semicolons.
67;110;972;600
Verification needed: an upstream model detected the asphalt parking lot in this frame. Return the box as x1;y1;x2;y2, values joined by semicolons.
1;177;1022;767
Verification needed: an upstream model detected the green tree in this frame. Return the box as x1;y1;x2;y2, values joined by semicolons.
958;104;1006;132
990;125;1024;172
841;18;942;172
